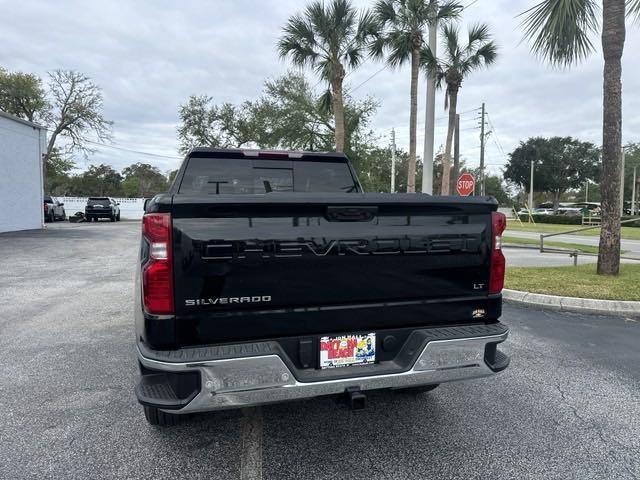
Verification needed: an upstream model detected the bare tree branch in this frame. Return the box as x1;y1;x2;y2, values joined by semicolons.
45;70;113;162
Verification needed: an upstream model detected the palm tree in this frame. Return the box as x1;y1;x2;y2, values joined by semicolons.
521;0;640;275
371;0;461;193
421;23;497;195
278;0;377;152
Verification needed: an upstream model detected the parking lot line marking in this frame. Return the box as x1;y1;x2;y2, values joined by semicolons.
240;407;263;480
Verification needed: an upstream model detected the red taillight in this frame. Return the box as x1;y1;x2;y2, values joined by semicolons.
44;203;48;213
141;213;174;314
489;212;507;294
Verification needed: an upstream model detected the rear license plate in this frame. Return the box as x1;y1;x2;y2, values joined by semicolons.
319;333;376;369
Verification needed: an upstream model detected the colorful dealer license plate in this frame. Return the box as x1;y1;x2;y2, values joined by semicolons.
319;333;376;369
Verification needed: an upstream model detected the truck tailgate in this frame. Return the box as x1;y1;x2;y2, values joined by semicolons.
171;194;499;345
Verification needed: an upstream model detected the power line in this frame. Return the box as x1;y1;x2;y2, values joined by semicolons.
41;125;183;160
435;107;482;122
350;65;388;93
486;113;507;156
82;139;183;160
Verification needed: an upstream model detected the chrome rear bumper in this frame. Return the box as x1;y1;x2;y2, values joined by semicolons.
136;329;509;414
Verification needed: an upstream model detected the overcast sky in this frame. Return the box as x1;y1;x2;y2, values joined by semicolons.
1;0;639;177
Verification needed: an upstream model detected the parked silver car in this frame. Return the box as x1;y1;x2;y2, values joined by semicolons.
43;195;66;222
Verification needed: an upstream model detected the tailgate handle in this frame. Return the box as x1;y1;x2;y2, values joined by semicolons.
325;206;377;222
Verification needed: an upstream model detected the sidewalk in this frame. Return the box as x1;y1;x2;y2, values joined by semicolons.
505;229;640;256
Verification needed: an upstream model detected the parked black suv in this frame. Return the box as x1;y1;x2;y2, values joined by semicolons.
85;197;121;222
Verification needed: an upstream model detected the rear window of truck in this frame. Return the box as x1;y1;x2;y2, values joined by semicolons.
178;157;358;194
87;198;110;205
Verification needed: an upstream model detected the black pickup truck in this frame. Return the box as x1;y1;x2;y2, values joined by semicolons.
135;148;509;426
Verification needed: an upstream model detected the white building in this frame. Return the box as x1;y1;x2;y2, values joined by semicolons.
0;111;47;233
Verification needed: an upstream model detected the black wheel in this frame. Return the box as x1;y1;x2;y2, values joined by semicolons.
49;212;55;223
143;406;182;427
61;209;66;221
116;212;121;221
394;384;439;395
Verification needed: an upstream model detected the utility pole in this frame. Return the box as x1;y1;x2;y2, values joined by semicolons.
421;2;438;195
585;181;589;203
528;160;534;210
391;129;396;193
620;147;626;217
450;114;460;195
632;166;637;216
479;102;486;195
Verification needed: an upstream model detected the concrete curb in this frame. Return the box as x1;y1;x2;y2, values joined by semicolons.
503;289;640;317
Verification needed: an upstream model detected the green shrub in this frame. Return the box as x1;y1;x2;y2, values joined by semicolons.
621;216;640;227
517;214;640;227
518;214;582;225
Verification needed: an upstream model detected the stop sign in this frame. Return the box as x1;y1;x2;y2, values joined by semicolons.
456;173;475;196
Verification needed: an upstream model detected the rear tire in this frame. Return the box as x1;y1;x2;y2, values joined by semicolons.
394;384;439;395
116;212;121;221
143;406;182;427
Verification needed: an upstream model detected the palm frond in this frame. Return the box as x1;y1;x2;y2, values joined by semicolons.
629;0;640;21
419;45;445;88
315;58;337;84
461;41;498;75
306;1;332;43
318;88;333;114
436;0;463;23
426;22;498;93
277;14;321;65
475;42;498;66
369;34;387;60
520;0;599;67
355;10;380;42
373;0;397;26
441;23;460;60
466;23;492;49
386;30;414;67
277;36;319;68
345;44;364;68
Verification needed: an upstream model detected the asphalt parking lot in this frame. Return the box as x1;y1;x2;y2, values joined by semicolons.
1;221;639;480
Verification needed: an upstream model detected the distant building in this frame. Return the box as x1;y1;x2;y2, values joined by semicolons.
0;111;46;233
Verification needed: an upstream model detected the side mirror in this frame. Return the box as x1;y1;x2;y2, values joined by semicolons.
59;202;64;206
143;199;149;211
116;202;120;206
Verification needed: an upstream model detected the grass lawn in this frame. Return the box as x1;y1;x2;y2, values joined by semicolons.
502;236;601;254
506;221;640;241
505;264;640;300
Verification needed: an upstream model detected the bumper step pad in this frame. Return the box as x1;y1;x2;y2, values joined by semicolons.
487;349;510;372
135;373;198;410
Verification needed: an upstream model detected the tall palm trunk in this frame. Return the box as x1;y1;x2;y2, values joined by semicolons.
407;48;420;193
441;86;458;195
332;79;345;152
552;190;561;212
597;0;626;275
